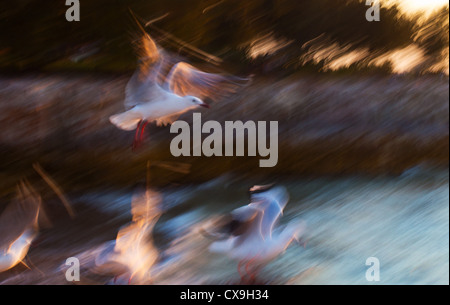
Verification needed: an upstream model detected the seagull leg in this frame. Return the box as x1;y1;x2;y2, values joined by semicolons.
139;120;149;144
245;257;258;283
237;260;246;283
132;120;143;151
246;255;263;283
249;266;260;283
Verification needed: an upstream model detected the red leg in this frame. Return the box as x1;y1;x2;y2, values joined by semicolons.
139;121;149;143
132;120;143;151
249;267;260;283
245;256;258;283
238;260;246;283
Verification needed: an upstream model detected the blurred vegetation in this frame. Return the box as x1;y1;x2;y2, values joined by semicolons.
0;0;447;73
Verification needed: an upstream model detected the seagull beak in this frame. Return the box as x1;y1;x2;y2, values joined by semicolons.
199;103;210;109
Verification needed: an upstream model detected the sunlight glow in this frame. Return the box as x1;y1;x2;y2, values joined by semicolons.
384;0;449;16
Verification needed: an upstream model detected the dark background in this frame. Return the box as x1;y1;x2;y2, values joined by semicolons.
0;0;447;73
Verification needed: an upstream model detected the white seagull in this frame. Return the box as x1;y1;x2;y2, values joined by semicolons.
205;185;306;283
109;14;249;150
0;181;42;273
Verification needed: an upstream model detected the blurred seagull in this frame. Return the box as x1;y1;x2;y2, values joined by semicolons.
109;12;250;150
0;181;42;273
92;187;162;284
205;185;306;283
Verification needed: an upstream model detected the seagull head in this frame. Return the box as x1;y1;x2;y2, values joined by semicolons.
184;96;210;109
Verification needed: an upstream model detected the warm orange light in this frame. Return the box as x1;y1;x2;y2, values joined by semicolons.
384;0;449;16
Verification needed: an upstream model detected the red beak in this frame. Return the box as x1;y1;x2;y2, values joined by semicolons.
200;103;210;109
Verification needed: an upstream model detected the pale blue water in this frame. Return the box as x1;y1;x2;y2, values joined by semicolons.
145;167;448;284
1;168;447;285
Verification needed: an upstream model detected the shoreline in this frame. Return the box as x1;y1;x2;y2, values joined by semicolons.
0;73;448;190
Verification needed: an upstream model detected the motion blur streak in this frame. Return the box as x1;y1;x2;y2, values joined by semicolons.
371;45;426;74
383;0;449;17
298;2;449;74
110;188;161;284
0;0;448;285
244;33;294;59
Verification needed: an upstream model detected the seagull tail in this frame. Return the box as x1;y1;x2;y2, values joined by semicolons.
109;111;142;131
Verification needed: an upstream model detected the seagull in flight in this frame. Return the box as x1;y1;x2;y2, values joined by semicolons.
91;187;162;284
110;13;250;150
0;181;42;273
204;185;306;283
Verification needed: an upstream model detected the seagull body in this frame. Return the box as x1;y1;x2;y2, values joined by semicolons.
109;14;249;149
110;76;204;132
207;186;305;281
210;219;302;263
0;182;41;273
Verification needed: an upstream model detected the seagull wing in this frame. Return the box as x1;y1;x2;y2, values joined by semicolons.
135;30;161;79
124;33;171;110
125;10;181;109
128;10;169;87
230;205;260;223
251;187;289;239
164;62;250;100
0;181;40;251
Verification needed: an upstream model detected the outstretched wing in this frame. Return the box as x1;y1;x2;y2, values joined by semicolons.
131;32;179;85
251;186;289;239
124;33;169;110
165;62;250;101
125;12;178;109
0;181;40;250
129;9;164;82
